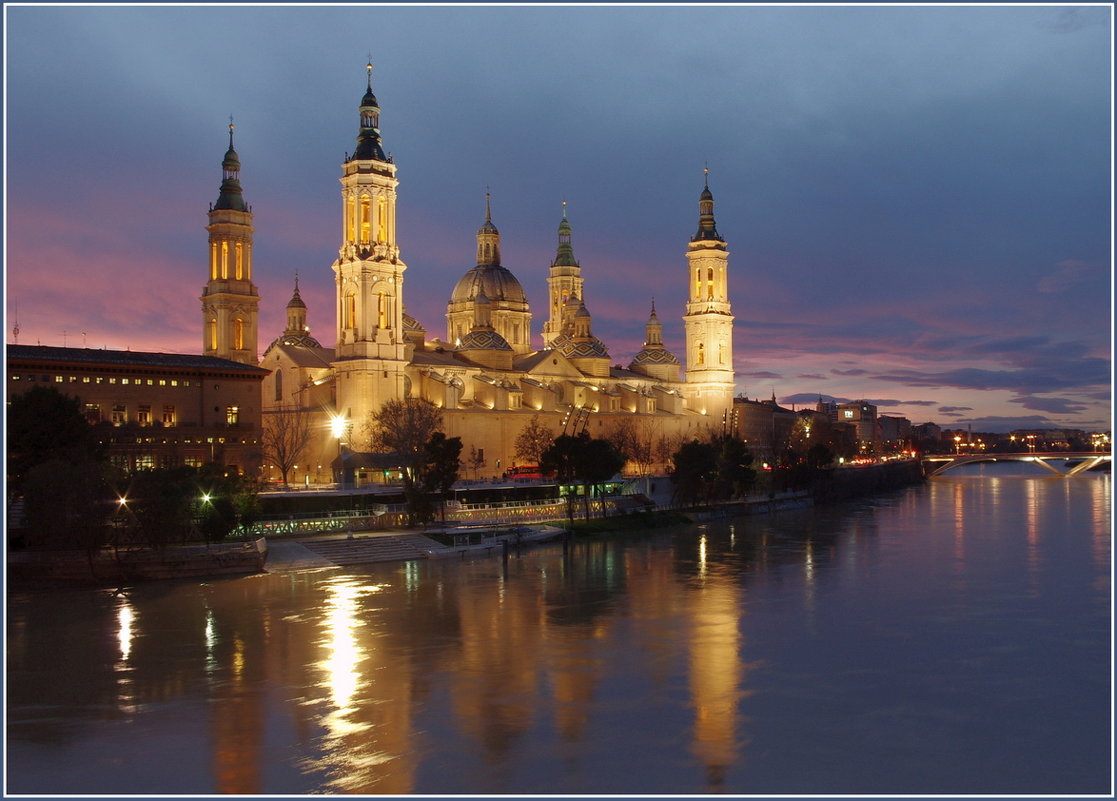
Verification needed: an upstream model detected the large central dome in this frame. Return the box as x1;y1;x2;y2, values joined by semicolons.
450;264;528;306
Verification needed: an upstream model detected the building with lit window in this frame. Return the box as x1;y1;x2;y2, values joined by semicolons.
5;345;267;474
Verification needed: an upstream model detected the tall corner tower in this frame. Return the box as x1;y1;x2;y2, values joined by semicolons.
542;201;584;348
201;122;260;365
331;61;409;427
683;170;734;418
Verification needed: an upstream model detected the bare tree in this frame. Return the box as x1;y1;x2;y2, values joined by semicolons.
365;398;443;484
514;415;554;467
262;404;312;487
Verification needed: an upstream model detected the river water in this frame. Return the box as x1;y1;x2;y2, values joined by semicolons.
6;463;1111;795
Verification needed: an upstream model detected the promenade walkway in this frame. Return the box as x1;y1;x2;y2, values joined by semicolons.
264;531;445;572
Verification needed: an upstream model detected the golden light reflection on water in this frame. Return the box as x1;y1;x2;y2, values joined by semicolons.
116;600;135;661
320;577;381;712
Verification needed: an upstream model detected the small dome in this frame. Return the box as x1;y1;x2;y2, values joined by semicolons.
558;337;609;360
458;329;512;352
287;292;306;310
630;348;679;367
450;265;528;306
265;332;323;352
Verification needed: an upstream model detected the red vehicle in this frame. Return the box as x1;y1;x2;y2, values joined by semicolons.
507;465;553;481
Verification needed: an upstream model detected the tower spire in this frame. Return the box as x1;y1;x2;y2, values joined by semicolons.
476;190;501;266
693;166;721;242
351;59;386;162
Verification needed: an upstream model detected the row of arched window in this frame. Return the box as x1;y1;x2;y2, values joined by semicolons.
344;194;390;245
208;317;246;352
694;341;728;366
210;240;251;281
342;291;393;331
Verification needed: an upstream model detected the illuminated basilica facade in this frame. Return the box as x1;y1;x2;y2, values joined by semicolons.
238;67;736;481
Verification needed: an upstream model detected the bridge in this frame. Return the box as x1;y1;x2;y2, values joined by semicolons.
923;451;1112;477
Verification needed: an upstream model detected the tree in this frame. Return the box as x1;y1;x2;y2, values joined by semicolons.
541;433;625;523
423;432;462;523
365;399;444;525
579;436;626;517
22;458;113;570
262;404;312;487
6;385;103;493
118;467;199;550
670;439;718;505
467;445;486;479
713;435;757;500
514;415;554;467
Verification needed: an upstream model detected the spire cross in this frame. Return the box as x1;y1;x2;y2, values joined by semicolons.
366;56;374;88
485;187;492;222
704;163;710;186
228;116;235;147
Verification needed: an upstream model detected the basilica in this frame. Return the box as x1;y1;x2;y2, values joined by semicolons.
202;66;737;481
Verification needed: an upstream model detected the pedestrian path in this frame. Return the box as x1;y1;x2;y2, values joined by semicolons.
264;532;445;571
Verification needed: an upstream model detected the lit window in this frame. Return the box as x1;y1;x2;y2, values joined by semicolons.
55;375;63;383
111;404;127;426
10;375;20;381
122;378;129;385
109;377;117;384
146;379;154;386
83;376;91;383
159;379;166;386
137;405;151;426
84;403;101;424
171;379;178;387
96;377;104;384
843;410;854;419
233;318;245;350
226;406;239;425
162;405;176;426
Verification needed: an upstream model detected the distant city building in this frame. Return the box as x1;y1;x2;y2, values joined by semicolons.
5;345;267;474
878;415;912;452
835;401;879;453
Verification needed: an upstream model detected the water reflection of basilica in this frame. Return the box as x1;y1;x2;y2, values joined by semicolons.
8;525;853;794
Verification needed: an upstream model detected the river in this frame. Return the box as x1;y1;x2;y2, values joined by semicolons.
5;463;1111;795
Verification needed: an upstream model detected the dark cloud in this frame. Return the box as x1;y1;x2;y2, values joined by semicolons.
938;406;974;414
831;368;870;377
796;374;826;380
1008;396;1091;415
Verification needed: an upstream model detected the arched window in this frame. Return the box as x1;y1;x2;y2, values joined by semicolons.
360;197;371;243
221;242;229;279
344;292;357;329
233;318;244;350
346;195;355;242
707;268;714;299
210;243;218;280
696;342;705;366
718;341;725;365
208;318;218;351
377;197;388;243
377;292;388;329
275;369;283;402
235;243;244;280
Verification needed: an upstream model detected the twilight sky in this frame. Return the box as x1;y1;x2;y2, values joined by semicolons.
4;4;1112;433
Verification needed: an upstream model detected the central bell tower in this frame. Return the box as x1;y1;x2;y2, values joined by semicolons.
331;62;410;428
